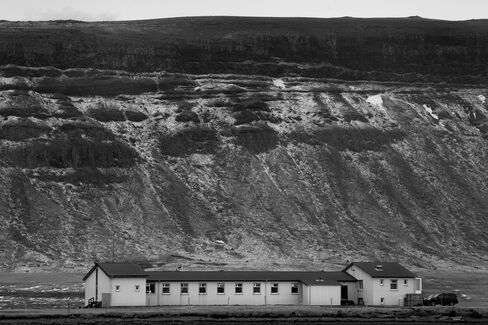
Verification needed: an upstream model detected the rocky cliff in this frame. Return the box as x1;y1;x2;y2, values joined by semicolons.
0;17;487;271
1;17;488;82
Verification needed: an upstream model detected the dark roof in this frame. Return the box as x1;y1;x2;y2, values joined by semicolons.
146;271;357;285
343;262;416;278
82;262;147;281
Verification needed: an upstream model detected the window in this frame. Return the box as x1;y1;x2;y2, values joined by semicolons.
253;283;261;294
181;283;188;294
271;283;279;294
115;285;120;292
217;283;225;294
358;280;363;291
235;283;243;294
404;279;408;286
162;283;170;294
291;283;299;294
199;283;207;294
380;279;384;286
135;285;140;292
380;297;385;304
390;280;398;290
146;283;155;294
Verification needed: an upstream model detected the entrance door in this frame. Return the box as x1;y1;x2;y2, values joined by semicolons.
101;293;111;307
341;285;348;300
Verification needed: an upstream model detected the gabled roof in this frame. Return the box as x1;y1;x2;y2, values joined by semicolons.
82;262;147;281
343;262;416;278
146;271;357;285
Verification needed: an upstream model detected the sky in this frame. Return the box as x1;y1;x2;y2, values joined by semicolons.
0;0;487;21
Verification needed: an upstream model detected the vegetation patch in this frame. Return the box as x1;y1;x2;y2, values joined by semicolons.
0;94;51;119
231;124;279;153
176;110;200;123
343;110;369;123
160;126;218;156
2;137;137;168
174;101;200;123
209;98;231;107
0;119;52;141
125;110;148;122
229;98;281;125
53;98;83;118
87;104;126;122
288;127;405;152
58;120;115;140
232;99;270;112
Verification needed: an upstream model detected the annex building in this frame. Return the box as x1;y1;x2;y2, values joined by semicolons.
83;261;422;307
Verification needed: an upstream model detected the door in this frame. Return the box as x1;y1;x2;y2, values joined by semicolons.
101;293;111;307
341;285;348;300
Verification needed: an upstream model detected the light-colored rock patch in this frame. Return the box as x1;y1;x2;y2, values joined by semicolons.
423;104;439;120
272;78;285;89
366;94;383;106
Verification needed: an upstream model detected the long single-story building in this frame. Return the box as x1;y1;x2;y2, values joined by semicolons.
83;261;422;307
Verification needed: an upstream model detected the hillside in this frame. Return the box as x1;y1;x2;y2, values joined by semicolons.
0;17;487;272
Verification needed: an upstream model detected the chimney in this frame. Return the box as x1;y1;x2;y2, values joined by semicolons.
375;264;383;271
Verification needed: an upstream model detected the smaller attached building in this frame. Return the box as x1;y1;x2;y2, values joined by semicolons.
83;262;148;307
343;262;422;306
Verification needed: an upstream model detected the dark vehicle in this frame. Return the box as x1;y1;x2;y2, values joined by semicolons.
341;299;355;305
424;293;458;306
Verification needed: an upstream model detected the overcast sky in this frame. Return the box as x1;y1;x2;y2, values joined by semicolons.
0;0;486;21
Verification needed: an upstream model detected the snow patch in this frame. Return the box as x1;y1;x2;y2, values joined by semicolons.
366;94;383;106
423;104;438;120
272;79;285;89
478;95;486;103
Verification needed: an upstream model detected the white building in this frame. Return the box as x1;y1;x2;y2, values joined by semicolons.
83;262;147;307
83;261;421;307
343;262;422;306
144;271;357;306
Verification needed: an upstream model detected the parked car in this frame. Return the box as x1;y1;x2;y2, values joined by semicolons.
340;299;355;305
424;293;458;306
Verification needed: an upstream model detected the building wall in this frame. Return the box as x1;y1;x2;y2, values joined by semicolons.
303;285;341;305
345;266;373;305
371;278;416;306
84;267;111;305
110;277;146;306
340;282;358;302
147;281;303;306
302;285;310;305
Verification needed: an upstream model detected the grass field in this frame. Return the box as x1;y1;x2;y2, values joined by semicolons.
0;271;487;309
0;305;486;324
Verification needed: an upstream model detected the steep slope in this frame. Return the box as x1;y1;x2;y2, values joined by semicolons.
0;66;487;271
0;17;488;271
